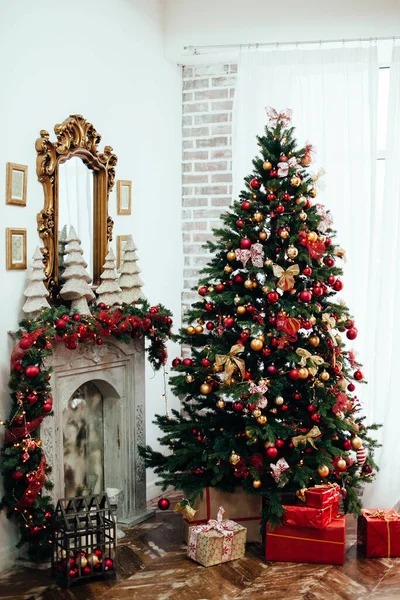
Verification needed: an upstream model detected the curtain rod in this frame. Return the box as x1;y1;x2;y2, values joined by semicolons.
184;35;399;55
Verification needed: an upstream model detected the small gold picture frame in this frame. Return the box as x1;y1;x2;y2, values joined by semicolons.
117;235;130;268
117;180;132;215
6;163;28;206
6;228;27;270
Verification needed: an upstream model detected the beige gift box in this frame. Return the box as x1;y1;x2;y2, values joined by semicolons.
187;518;246;567
183;487;262;543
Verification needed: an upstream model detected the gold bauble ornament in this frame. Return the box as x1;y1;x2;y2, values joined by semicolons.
263;161;272;171
275;396;284;406
186;326;195;335
186;375;194;383
259;231;268;241
257;415;267;425
264;441;273;449
252;281;258;289
252;479;262;489
265;258;273;267
237;306;246;315
76;555;88;568
227;251;236;261
245;429;253;439
253;211;263;222
296;196;306;205
250;338;263;351
317;465;330;478
195;325;204;334
320;371;330;382
337;458;347;471
309;188;317;198
87;553;100;567
253;408;262;418
299;367;309;379
244;328;251;334
291;175;302;187
301;155;312;167
229;451;241;466
200;383;212;395
331;434;339;441
280;228;290;239
309;315;317;325
307;231;318;243
224;265;233;274
338;378;347;390
216;399;225;409
262;285;271;294
244;279;253;289
287;245;299;259
351;435;363;450
208;286;214;293
309;335;320;347
269;407;278;414
299;211;307;221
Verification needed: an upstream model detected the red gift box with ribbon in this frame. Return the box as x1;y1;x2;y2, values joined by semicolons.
358;509;400;558
304;484;340;509
266;516;346;564
282;501;339;530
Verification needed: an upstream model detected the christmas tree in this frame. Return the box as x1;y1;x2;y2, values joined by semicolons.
142;108;379;525
118;236;146;304
59;225;95;315
96;248;122;307
22;247;51;317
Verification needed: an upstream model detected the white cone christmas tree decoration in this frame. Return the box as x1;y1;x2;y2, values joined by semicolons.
22;247;51;317
60;225;95;315
118;236;146;304
96;247;122;306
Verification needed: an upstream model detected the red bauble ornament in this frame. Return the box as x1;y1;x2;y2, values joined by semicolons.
72;314;81;322
236;219;244;228
345;319;355;329
201;358;211;367
307;404;317;413
247;305;256;313
324;257;335;267
182;358;194;367
363;465;373;474
96;338;103;346
241;201;252;211
233;401;244;412
250;178;261;190
325;238;332;246
44;511;52;519
12;470;24;480
270;169;278;177
98;302;107;309
327;275;336;286
25;365;39;378
299;290;312;303
43;402;52;413
240;238;252;249
267;365;278;375
204;322;213;332
266;447;278;459
158;497;170;511
61;314;70;322
198;286;208;296
19;336;33;350
280;155;288;162
215;283;225;293
283;192;291;201
69;568;78;579
293;392;302;400
346;328;358;340
93;547;103;559
268;316;276;325
313;286;323;297
343;439;352;451
275;204;285;214
262;347;271;357
234;274;244;284
333;280;343;291
205;303;213;312
267;291;279;303
347;383;356;392
289;369;301;381
303;320;312;330
30;525;41;536
267;193;276;202
27;393;38;405
275;439;285;448
303;267;312;277
83;566;92;576
311;413;321;423
172;358;181;367
354;370;363;381
55;319;67;330
104;558;114;571
224;317;235;329
45;341;52;349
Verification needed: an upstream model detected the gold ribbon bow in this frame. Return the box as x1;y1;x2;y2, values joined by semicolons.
366;509;399;520
296;488;307;503
296;348;324;375
214;344;245;385
312;168;326;188
292;426;321;449
272;264;300;291
322;313;337;347
174;501;197;522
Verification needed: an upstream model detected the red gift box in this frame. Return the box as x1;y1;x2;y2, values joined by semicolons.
358;509;400;558
266;516;346;564
305;484;340;509
283;501;339;530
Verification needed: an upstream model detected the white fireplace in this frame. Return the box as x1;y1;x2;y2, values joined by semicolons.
40;336;153;524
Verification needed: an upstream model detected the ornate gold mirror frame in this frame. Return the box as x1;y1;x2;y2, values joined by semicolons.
36;114;117;302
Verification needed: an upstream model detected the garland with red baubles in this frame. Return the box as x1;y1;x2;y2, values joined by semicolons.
1;301;172;560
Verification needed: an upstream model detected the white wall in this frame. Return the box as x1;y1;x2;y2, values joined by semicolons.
0;0;182;570
165;0;400;63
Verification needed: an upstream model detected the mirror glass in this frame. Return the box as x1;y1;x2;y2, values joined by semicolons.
58;157;94;280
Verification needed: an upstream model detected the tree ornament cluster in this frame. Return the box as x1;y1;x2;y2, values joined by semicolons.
141;107;379;528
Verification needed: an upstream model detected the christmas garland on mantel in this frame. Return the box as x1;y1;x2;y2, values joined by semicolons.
0;301;172;561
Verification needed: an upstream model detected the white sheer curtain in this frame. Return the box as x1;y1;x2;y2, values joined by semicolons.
363;46;400;508
233;46;384;496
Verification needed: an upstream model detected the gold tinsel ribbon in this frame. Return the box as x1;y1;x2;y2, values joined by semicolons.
296;348;324;376
296;488;307;503
272;264;300;291
214;344;245;385
174;501;197;521
292;426;322;450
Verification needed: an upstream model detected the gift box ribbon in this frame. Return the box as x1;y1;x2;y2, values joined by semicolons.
188;506;237;563
364;509;400;557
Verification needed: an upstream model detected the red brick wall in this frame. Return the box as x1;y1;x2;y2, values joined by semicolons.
182;64;237;312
